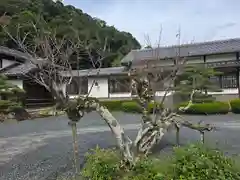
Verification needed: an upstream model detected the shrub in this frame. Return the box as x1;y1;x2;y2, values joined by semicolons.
101;100;124;111
81;144;240;180
81;147;121;180
0;100;19;113
147;102;163;113
177;101;229;115
101;100;163;113
121;101;142;113
230;99;240;113
81;147;166;180
167;144;240;180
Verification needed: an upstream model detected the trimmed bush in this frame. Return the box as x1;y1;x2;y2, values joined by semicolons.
166;144;240;180
0;100;20;114
101;100;124;111
230;99;240;113
121;101;142;113
101;100;163;113
177;101;230;115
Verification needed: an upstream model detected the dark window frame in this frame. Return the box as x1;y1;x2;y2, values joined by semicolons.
67;77;88;95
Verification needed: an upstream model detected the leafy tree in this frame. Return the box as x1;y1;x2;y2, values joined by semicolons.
174;65;222;103
0;0;141;68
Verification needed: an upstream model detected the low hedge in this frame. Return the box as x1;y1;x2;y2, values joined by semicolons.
101;100;124;111
101;100;163;113
177;101;230;115
230;99;240;114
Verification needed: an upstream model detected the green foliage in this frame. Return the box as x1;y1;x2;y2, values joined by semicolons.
0;75;25;113
121;101;142;113
230;99;240;114
101;100;124;111
0;0;141;68
81;144;240;180
82;147;121;180
81;147;165;180
101;100;163;113
177;101;230;114
174;65;222;103
167;144;240;180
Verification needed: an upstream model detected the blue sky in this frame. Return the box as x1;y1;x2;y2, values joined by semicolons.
64;0;240;47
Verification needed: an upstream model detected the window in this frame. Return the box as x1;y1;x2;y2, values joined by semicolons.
209;76;221;88
67;77;88;95
109;76;130;93
221;75;237;88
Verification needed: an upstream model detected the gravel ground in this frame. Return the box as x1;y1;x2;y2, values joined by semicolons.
0;112;240;180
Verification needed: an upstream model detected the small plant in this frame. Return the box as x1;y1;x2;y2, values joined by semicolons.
81;147;121;180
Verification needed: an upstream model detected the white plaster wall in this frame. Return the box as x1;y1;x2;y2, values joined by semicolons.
2;59;15;68
206;53;235;62
88;77;109;98
7;79;23;89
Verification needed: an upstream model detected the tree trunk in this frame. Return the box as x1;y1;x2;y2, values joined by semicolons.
94;103;134;164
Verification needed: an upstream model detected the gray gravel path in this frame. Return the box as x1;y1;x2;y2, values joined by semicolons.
0;112;240;180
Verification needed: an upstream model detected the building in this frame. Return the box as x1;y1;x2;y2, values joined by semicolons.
65;38;240;104
1;38;240;107
0;46;53;107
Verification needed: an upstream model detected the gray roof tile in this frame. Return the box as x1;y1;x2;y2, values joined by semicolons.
61;66;127;77
121;38;240;63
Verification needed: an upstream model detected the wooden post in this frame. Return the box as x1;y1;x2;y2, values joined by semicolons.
200;131;204;144
175;125;180;145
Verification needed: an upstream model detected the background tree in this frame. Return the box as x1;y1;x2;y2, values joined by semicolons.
0;0;141;68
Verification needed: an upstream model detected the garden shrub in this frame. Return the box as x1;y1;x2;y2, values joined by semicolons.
177;101;229;114
101;100;163;113
81;144;240;180
230;99;240;113
101;100;124;111
81;147;166;180
81;147;122;180
167;144;240;180
0;100;19;113
121;101;142;113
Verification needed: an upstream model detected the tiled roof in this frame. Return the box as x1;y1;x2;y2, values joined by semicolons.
61;66;128;77
121;38;240;63
0;46;31;62
2;61;36;76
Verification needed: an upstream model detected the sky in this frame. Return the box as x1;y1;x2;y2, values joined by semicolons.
63;0;240;47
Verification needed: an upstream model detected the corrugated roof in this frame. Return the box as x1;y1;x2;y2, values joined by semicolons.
121;38;240;63
61;66;128;77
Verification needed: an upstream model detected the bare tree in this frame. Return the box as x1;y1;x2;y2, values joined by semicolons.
2;17;214;171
